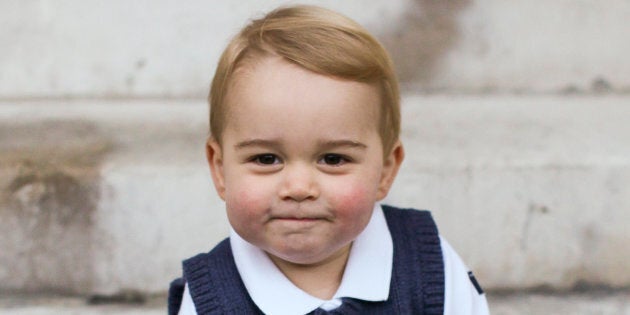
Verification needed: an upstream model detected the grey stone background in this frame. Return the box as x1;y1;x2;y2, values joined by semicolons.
1;0;629;312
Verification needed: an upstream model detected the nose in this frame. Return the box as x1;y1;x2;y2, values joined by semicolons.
278;163;319;202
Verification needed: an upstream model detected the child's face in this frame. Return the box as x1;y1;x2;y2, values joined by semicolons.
207;57;402;266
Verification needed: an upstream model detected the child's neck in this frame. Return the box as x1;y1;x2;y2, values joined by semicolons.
267;244;352;300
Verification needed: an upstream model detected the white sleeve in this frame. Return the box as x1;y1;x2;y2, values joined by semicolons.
177;283;198;315
440;236;490;315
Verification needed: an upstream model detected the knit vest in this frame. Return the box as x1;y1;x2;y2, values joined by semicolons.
168;205;444;315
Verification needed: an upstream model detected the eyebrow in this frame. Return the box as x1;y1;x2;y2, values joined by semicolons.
234;139;281;150
318;140;367;150
233;139;367;150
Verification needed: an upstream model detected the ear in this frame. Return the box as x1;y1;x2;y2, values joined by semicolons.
206;138;226;200
376;141;404;201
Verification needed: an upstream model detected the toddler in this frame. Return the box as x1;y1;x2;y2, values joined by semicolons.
169;5;489;315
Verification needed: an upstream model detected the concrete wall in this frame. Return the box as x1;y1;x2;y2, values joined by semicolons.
3;0;629;97
1;0;629;295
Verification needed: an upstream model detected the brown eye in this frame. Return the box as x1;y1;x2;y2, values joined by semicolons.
321;154;346;166
255;154;279;165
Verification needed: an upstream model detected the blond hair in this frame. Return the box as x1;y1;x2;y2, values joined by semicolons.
209;5;400;154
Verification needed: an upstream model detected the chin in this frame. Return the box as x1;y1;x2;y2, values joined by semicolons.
269;242;351;266
266;247;319;264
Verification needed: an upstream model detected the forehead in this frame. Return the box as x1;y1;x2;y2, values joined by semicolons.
223;57;381;135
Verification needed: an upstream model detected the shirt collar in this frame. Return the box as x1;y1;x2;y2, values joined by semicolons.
230;204;393;315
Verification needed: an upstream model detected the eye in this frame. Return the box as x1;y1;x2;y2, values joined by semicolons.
252;154;281;165
320;154;348;166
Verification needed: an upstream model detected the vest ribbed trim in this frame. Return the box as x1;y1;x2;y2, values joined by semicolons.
382;205;445;315
183;240;262;314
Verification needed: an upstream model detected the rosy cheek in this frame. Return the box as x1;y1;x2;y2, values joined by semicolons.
230;175;274;208
226;194;265;243
331;184;375;218
230;191;256;212
227;176;268;207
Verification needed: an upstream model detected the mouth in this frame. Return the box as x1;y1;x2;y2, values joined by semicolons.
268;206;332;224
269;214;331;225
273;217;321;222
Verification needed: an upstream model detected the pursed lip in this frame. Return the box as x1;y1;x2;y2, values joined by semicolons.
271;216;325;221
268;217;326;229
269;212;331;222
268;206;332;222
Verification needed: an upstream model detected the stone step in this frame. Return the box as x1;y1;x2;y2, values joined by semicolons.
1;95;628;294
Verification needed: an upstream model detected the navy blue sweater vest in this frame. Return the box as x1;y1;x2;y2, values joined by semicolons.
169;205;444;314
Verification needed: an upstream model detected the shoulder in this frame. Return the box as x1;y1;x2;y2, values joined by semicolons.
176;283;197;315
168;277;186;315
183;238;232;270
182;237;237;297
381;204;439;232
179;237;257;314
381;204;434;219
168;238;232;314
